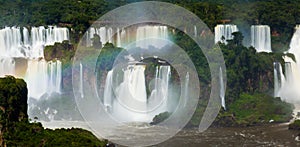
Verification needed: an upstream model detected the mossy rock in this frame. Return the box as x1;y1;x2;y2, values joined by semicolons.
289;120;300;130
150;112;170;125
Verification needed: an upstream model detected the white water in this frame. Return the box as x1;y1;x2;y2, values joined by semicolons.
25;59;62;99
277;26;300;103
103;64;172;123
219;67;226;110
86;25;169;49
214;24;238;44
79;62;84;98
0;58;15;77
113;65;148;122
0;26;69;58
103;70;113;111
274;62;285;97
136;25;169;49
183;72;189;107
251;25;271;52
0;26;68;119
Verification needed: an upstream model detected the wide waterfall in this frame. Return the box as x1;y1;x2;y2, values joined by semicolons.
86;25;169;49
0;26;69;58
251;25;271;52
103;64;172;123
0;26;68;121
136;25;169;48
214;24;238;44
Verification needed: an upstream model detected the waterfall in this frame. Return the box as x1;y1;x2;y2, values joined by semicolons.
55;60;62;93
274;62;285;97
112;65;148;122
251;25;271;52
194;25;197;37
87;25;169;49
0;26;69;58
116;28;121;47
0;26;68;99
47;60;62;94
0;58;15;77
158;66;171;111
25;59;48;99
79;62;84;98
24;59;62;99
87;27;113;47
102;64;172;122
103;70;113;111
183;72;189;107
219;67;226;110
278;26;300;103
136;25;169;49
214;24;238;44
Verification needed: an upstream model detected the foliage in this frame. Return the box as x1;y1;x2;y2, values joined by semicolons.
1;0;300;51
188;32;292;127
215;93;293;127
0;76;107;146
289;120;300;130
5;120;107;146
44;40;75;62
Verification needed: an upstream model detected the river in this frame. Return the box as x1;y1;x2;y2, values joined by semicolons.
158;123;299;146
41;121;300;146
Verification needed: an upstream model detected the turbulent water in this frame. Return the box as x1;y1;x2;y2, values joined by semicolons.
2;24;300;146
0;26;68;121
103;64;172;123
159;123;300;147
276;25;300;104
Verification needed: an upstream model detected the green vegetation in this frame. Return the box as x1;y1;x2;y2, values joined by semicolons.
150;111;171;125
1;0;297;131
186;32;293;127
0;76;107;146
214;93;293;127
1;0;300;51
289;120;300;130
44;40;75;62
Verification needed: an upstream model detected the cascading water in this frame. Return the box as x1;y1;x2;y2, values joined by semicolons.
86;25;169;49
0;26;69;58
278;25;300;103
79;62;84;98
103;70;113;111
157;66;171;111
0;26;68;122
25;59;48;99
251;25;271;52
103;64;172;123
219;67;226;110
183;72;189;107
274;62;285;97
0;58;15;77
136;25;169;49
214;24;238;44
112;65;148;122
25;59;62;99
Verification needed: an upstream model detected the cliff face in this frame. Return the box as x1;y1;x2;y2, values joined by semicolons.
0;76;28;146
